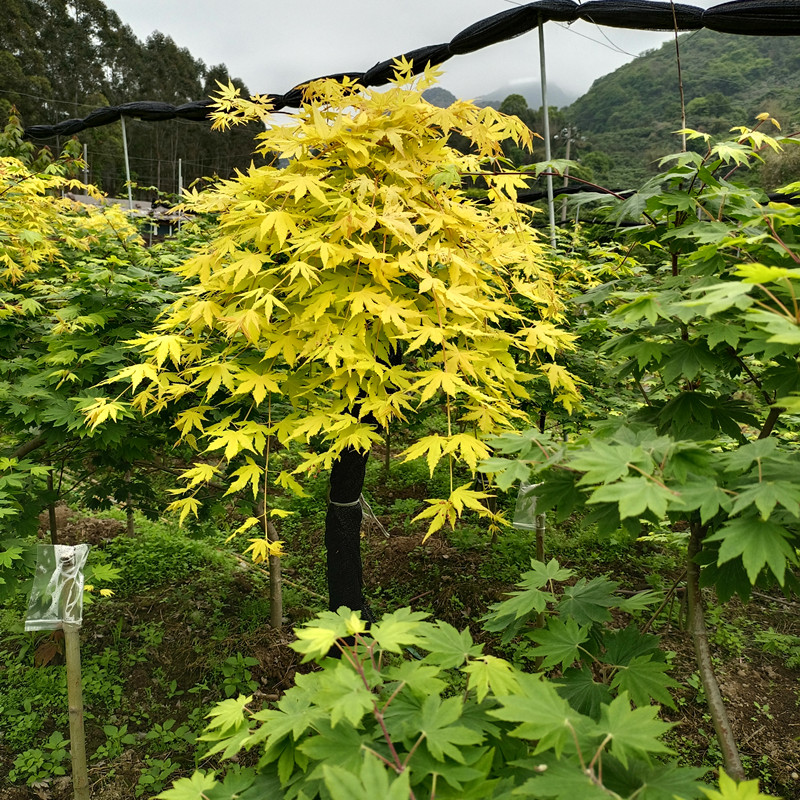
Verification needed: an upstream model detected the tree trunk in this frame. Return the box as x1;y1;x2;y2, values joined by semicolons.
125;470;135;536
686;523;745;780
325;447;369;615
266;519;283;629
47;468;58;545
257;495;283;629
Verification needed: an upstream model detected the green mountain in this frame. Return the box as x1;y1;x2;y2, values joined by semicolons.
478;78;576;110
566;29;800;188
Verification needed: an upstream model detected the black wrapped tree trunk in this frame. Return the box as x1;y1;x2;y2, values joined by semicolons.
325;446;369;614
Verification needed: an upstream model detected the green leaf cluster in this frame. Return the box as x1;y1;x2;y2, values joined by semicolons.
484;122;800;602
157;606;706;800
484;558;676;714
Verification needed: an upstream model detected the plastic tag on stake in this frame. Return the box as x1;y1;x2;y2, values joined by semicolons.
25;544;90;631
512;482;541;531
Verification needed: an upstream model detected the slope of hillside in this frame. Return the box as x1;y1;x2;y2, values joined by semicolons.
567;29;800;187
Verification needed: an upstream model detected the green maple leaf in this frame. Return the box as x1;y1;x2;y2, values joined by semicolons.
490;673;581;758
203;695;250;734
534;471;586;522
610;655;679;708
480;456;533;491
415;695;483;762
558;577;619;626
462;655;520;703
251;684;326;740
385;660;447;697
660;340;719;384
418;620;483;668
718;438;777;473
300;721;377;774
632;763;706;800
673;479;732;524
529;617;590;671
518;757;612;800
555;667;611;719
707;516;797;585
209;772;282;800
572;442;642;484
314;663;375;727
323;759;411;800
483;557;571;633
730;480;800;520
602;626;661;665
596;693;673;768
291;608;367;661
155;771;218;800
590;476;673;520
698;320;744;349
369;607;429;653
484;586;550;626
613;339;665;371
701;770;775;800
401;747;489;791
0;546;23;568
616;590;662;614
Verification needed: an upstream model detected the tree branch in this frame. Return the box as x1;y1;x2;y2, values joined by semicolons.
758;406;785;440
10;433;46;460
686;523;745;780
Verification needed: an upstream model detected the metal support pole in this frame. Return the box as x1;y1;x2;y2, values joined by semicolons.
561;134;571;224
535;513;546;562
82;143;88;185
538;17;557;249
177;158;183;232
120;115;133;210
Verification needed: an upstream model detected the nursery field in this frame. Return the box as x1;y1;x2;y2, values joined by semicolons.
1;67;800;800
1;488;799;799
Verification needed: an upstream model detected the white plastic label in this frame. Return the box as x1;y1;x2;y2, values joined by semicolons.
512;482;540;531
25;544;90;631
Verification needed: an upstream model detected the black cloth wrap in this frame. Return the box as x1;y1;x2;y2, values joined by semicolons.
325;447;369;614
24;0;800;140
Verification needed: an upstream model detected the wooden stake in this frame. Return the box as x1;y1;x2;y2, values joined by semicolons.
63;623;90;799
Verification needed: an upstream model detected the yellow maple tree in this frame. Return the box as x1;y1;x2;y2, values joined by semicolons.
99;62;578;555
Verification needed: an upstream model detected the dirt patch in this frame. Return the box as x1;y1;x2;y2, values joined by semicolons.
38;505;124;547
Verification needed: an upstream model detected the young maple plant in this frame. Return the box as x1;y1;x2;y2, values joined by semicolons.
484;120;800;782
96;63;577;616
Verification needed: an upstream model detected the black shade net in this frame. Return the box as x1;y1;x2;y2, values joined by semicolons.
24;0;800;140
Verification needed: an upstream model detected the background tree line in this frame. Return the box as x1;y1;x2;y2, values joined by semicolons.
0;0;263;197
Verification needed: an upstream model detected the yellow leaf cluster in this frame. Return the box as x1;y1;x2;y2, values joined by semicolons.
0;157;140;286
244;536;285;563
119;64;579;533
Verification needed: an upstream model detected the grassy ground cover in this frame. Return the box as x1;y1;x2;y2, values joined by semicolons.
1;466;799;798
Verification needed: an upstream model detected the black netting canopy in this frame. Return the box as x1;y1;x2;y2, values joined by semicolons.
23;0;800;140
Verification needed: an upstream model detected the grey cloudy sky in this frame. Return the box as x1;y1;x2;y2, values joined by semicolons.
103;0;717;104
